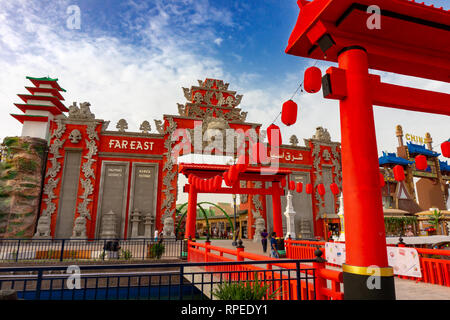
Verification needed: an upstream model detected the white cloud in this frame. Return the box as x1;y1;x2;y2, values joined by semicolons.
214;37;223;46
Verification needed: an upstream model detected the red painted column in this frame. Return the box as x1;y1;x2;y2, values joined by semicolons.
185;186;198;239
271;182;283;238
338;47;395;299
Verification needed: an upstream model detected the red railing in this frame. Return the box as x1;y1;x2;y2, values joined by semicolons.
187;240;343;300
286;239;450;287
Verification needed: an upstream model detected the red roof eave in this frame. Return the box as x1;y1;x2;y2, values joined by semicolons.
14;103;62;116
10;114;49;124
17;94;68;112
25;87;65;101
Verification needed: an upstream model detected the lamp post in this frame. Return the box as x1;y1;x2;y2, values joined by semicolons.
232;193;237;246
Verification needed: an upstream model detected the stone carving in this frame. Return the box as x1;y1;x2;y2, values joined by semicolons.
177;104;187;116
68;129;82;144
100;210;117;239
143;213;154;238
86;122;99;141
71;216;87;239
183;87;192;101
139;121;151;134
154;120;165;134
290;135;299;146
322;149;331;161
312;127;331;142
284;191;297;239
33;214;51;239
68;102;95;120
101;121;110;131
163;216;175;238
130;209;141;238
116;119;128;132
253;218;266;243
160;117;178;228
51;119;66;139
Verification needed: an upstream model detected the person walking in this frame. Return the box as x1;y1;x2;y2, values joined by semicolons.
269;232;279;258
261;229;269;253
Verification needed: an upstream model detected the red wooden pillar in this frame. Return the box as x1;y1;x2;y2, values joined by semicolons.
185;186;198;239
272;181;283;238
338;47;395;299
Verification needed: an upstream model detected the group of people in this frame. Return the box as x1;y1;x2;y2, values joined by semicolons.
260;229;280;258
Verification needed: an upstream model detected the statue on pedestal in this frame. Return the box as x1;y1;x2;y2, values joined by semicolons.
284;191;297;240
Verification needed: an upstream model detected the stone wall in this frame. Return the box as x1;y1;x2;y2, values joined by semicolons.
0;136;47;238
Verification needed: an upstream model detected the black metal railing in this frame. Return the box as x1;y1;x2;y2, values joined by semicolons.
0;259;316;300
0;238;187;263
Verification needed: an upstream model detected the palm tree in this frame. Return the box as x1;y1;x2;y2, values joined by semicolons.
427;209;444;235
176;202;235;238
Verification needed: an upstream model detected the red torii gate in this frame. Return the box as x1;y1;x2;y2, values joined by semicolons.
285;0;450;299
178;163;292;240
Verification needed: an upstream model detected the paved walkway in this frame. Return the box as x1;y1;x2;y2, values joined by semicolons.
197;239;450;300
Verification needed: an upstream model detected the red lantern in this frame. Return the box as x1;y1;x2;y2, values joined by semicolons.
304;66;322;93
201;179;207;192
305;183;313;194
441;140;450;158
213;175;222;190
393;165;405;181
223;171;232;187
281;100;298;126
296;182;303;193
415;155;428;171
330;183;339;195
289;180;295;190
267;124;282;147
379;172;385;187
208;179;214;192
317;183;326;196
236;154;248;172
251;142;268;164
188;175;194;185
229;165;238;183
280;178;286;188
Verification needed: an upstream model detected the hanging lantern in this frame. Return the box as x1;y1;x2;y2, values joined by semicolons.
296;182;303;193
393;165;405;181
330;183;339;195
305;183;313;194
229;165;238;183
224;171;232;187
188;175;194;185
281;178;286;188
379;172;385;187
281;100;298;126
213;175;222;190
317;183;326;196
441;140;450;158
415;155;428;171
208;179;214;192
289;180;295;191
267;123;282;147
201;179;207;192
304;66;322;93
236;154;248;172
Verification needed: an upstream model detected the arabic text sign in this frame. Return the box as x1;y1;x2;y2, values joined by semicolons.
325;242;422;278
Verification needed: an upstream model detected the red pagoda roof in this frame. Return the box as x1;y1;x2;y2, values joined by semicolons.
286;0;450;82
10;114;49;124
17;94;68;112
26;76;66;92
14;103;63;116
25;86;65;101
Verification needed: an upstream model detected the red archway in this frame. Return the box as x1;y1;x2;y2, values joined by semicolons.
285;0;450;299
178;163;292;240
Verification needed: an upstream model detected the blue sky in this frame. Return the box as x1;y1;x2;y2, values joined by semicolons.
0;0;448;162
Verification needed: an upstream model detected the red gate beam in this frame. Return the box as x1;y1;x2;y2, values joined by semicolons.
323;67;450;115
286;0;450;300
